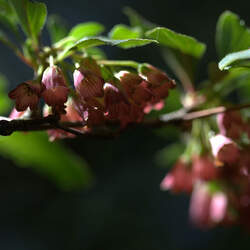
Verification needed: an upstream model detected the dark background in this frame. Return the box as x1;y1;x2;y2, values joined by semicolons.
0;0;250;249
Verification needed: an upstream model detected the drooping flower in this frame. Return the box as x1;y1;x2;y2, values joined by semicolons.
41;65;69;110
74;95;105;127
189;183;212;228
104;82;132;126
160;160;193;193
189;183;227;228
217;111;244;139
73;68;104;100
210;134;239;165
8;81;42;111
140;64;175;87
192;155;218;181
210;192;228;223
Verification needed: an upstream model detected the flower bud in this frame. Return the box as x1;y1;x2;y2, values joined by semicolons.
74;69;104;99
104;83;130;122
210;192;227;223
217;111;244;139
41;66;69;109
192;155;218;181
189;183;212;228
161;160;193;193
139;64;176;88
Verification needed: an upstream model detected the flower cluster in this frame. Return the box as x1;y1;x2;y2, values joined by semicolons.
8;57;175;139
161;111;250;230
74;59;175;128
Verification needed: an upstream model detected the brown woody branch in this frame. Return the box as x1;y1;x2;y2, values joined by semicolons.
1;103;250;137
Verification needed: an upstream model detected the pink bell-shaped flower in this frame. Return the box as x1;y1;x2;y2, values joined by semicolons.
8;81;42;111
210;134;239;165
41;66;69;110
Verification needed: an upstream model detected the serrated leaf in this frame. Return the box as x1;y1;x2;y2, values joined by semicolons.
216;11;250;59
146;27;206;59
69;22;105;40
72;36;157;49
0;132;92;191
10;0;47;44
109;24;141;39
47;15;68;44
218;49;250;70
57;36;157;60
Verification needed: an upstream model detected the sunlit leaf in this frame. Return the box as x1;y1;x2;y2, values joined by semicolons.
146;27;206;59
57;36;157;60
216;11;250;59
0;0;18;35
218;49;250;70
109;24;141;39
72;36;157;49
0;132;92;191
10;0;47;44
69;22;105;40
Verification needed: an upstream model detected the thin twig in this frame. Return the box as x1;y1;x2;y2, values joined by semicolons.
1;103;250;137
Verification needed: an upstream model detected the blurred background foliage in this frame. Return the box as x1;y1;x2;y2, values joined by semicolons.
0;0;250;249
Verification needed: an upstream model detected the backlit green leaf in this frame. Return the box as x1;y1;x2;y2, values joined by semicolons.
57;36;157;60
216;11;250;59
146;27;206;59
69;22;105;40
219;49;250;70
109;24;141;39
10;0;47;44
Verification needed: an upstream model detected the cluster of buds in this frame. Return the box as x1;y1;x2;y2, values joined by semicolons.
8;57;175;139
73;59;175;128
161;111;250;230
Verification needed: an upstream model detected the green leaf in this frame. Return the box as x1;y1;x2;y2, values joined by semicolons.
47;15;68;44
216;11;250;59
146;27;206;59
109;24;141;39
69;22;105;40
57;36;157;60
0;132;92;191
218;49;250;70
10;0;47;44
0;0;19;36
0;73;11;114
71;36;157;49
